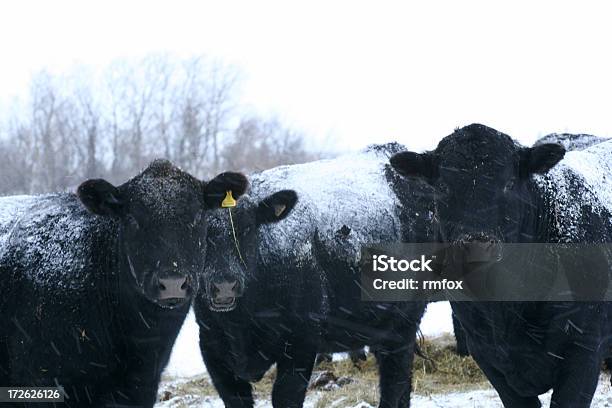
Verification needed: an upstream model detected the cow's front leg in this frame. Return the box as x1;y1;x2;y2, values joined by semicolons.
452;312;470;356
0;335;9;385
550;352;601;408
349;348;368;364
201;347;254;408
473;357;541;408
97;323;184;407
271;342;316;408
606;357;612;386
96;350;169;408
374;341;415;408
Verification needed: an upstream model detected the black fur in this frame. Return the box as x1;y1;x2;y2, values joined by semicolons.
195;145;427;408
0;160;247;407
77;179;124;216
520;143;566;176
203;171;251;209
256;190;297;224
391;124;612;407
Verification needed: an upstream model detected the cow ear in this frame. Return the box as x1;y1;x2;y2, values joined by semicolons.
390;151;438;182
203;172;249;208
77;179;125;217
520;143;565;176
256;190;298;224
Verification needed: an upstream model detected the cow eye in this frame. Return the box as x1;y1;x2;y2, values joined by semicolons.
436;182;450;196
504;178;516;192
126;214;140;229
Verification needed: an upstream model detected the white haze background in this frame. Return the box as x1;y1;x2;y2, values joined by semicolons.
1;0;612;153
2;1;612;406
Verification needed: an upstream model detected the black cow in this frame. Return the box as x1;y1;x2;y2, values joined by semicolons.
194;144;429;408
390;124;612;408
447;131;612;365
0;160;247;407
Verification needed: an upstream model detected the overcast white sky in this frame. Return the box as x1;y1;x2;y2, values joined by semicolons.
1;0;611;153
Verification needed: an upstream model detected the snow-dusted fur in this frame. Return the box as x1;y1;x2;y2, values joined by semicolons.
390;124;612;408
534;132;609;151
536;139;612;238
195;144;428;408
0;161;247;407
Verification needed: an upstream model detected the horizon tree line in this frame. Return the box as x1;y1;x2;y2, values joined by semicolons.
0;54;322;195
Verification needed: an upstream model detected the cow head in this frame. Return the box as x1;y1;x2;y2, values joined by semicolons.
390;124;565;252
202;189;298;312
77;160;248;309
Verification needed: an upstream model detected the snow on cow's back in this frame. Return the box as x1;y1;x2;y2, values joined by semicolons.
1;193;99;289
0;195;39;255
561;139;612;211
536;138;612;241
250;143;405;263
534;133;609;151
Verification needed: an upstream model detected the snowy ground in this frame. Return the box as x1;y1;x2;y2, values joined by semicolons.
155;377;612;408
158;303;612;407
409;381;612;408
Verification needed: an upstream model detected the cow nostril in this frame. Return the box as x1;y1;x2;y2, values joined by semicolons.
211;280;240;299
157;276;190;300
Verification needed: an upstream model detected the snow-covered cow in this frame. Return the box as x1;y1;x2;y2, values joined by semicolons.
194;144;430;408
0;160;247;407
390;124;612;407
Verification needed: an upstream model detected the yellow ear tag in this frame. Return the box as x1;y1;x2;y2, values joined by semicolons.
221;190;237;208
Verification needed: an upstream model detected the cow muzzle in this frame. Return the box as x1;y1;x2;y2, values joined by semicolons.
153;273;192;308
454;233;503;263
208;280;242;312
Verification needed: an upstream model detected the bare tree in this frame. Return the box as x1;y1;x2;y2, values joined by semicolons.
0;112;36;195
171;57;239;177
0;54;324;196
27;72;81;192
0;136;29;195
65;68;103;181
221;116;318;174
